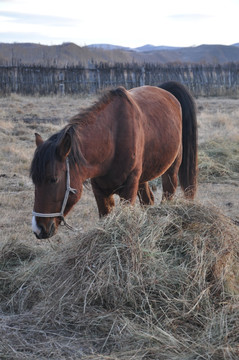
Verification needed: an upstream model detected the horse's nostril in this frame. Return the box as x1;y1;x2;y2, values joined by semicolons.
34;231;41;239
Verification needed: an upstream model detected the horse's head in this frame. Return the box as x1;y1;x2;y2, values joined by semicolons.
30;132;82;239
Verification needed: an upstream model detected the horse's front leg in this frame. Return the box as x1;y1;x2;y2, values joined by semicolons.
91;179;115;217
118;170;141;205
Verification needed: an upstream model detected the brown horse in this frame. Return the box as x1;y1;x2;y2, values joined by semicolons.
30;82;197;239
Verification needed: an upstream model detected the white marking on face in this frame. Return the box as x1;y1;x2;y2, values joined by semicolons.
32;216;41;236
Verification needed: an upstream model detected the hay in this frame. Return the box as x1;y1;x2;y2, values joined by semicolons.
150;138;239;189
198;138;239;183
0;202;239;359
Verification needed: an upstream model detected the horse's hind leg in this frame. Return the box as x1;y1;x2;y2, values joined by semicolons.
138;182;154;205
161;154;181;201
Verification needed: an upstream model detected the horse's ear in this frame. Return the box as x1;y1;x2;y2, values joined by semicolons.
35;133;43;147
57;132;71;160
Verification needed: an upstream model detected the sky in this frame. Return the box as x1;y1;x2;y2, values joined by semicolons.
0;0;239;48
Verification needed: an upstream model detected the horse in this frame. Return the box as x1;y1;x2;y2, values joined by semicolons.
30;81;198;239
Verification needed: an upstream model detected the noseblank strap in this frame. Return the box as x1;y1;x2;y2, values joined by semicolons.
32;157;77;231
32;211;62;218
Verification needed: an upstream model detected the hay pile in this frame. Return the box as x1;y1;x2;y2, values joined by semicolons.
0;201;239;359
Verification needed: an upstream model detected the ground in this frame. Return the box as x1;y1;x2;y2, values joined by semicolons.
0;93;238;240
0;93;238;359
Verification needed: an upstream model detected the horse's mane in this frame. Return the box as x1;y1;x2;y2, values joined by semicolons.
30;87;131;185
69;86;131;126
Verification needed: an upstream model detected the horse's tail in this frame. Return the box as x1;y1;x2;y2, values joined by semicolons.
159;81;198;199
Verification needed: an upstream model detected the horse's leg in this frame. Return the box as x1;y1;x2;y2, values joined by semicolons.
91;180;115;217
138;182;154;205
118;170;141;204
161;154;181;201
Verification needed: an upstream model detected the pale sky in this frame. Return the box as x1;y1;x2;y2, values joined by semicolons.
0;0;238;48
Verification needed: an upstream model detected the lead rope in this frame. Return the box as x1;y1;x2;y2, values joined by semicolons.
32;157;79;232
60;216;77;231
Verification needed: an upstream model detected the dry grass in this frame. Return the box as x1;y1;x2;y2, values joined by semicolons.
198;138;239;183
0;202;238;359
0;94;239;359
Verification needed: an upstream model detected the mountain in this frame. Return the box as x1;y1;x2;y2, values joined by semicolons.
88;44;132;51
0;42;239;66
88;44;180;52
150;44;239;64
134;44;181;52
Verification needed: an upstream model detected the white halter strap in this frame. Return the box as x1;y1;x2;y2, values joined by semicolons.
32;157;77;230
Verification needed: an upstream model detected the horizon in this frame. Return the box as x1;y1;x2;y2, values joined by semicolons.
0;41;238;49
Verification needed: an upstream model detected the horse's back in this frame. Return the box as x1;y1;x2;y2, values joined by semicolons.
129;85;181;119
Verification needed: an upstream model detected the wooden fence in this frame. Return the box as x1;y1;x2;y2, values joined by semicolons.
0;63;239;97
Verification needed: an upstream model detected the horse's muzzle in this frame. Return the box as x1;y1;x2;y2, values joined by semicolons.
32;218;56;239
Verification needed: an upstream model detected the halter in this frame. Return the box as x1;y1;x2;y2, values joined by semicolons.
32;157;77;231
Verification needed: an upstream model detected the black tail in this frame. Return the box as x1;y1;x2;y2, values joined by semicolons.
159;81;198;198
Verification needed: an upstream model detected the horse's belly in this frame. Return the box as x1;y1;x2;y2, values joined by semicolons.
140;142;181;183
140;164;169;183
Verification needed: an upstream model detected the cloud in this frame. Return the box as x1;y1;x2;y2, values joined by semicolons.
0;31;54;43
169;14;211;21
0;11;80;27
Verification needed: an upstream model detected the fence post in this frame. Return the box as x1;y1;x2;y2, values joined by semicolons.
58;71;65;95
140;66;145;86
88;61;97;93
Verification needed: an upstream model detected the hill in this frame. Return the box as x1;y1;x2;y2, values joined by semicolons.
0;42;239;66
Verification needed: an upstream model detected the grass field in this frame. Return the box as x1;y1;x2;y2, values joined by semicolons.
0;93;238;359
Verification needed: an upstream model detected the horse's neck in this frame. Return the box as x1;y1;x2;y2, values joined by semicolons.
78;114;115;180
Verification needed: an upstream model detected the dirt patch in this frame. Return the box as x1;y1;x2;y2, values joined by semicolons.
198;182;239;223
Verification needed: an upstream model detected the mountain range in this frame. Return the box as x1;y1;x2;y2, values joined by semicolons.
0;42;239;66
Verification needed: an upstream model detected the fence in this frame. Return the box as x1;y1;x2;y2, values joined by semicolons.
0;63;239;97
